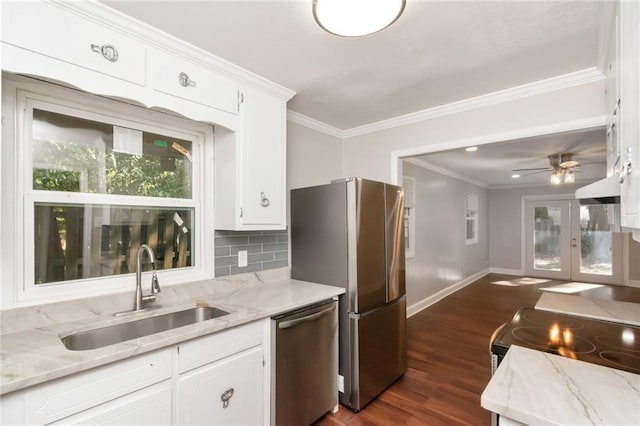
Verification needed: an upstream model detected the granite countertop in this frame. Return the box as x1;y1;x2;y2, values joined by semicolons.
535;292;640;326
0;268;344;395
481;345;640;425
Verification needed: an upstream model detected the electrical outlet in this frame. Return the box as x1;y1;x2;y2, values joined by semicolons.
238;250;248;267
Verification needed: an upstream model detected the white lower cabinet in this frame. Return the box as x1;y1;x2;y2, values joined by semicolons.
0;349;172;425
177;347;263;425
0;321;267;426
50;383;172;426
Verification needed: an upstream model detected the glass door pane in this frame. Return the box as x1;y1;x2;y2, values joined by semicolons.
534;206;562;271
579;205;612;275
571;203;622;285
525;200;571;280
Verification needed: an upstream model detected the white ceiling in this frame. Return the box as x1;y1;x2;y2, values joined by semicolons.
103;0;604;131
410;128;607;188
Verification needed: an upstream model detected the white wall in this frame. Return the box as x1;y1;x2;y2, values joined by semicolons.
341;81;606;183
403;162;489;306
488;182;596;272
287;121;343;190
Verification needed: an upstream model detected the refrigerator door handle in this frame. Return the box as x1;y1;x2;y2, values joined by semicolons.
278;304;336;329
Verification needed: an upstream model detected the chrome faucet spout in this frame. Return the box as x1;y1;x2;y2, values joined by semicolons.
134;244;161;311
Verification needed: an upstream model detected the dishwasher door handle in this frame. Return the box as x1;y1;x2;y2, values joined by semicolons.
278;304;336;329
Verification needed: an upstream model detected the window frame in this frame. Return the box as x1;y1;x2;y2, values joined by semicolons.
6;79;214;306
465;192;479;246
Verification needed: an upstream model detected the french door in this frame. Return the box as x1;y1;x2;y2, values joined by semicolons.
525;199;622;284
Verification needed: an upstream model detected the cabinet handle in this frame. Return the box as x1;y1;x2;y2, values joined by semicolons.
179;72;197;88
221;387;234;409
618;161;632;183
90;44;118;62
260;192;270;207
618;147;633;183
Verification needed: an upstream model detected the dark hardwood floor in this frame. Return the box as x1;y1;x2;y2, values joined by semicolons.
314;274;640;426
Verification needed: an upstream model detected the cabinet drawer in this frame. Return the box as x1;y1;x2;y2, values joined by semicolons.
50;382;172;425
178;321;262;373
151;49;239;115
177;347;263;426
1;2;147;86
20;349;171;425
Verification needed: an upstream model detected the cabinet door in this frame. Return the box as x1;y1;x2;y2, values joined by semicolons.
50;383;172;426
177;347;263;425
240;87;286;227
151;49;239;115
1;2;146;86
619;0;640;230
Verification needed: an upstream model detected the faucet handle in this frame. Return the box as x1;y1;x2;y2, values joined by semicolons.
151;272;161;294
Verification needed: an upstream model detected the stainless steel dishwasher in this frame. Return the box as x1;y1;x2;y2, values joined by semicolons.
271;298;338;426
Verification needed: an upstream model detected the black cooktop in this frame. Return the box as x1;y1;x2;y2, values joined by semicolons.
491;308;640;374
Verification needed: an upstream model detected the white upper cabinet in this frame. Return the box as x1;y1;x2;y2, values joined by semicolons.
618;0;640;231
1;1;147;87
150;49;239;115
1;0;294;232
215;86;287;230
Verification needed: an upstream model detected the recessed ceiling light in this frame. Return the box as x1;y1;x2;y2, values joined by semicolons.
465;146;478;152
511;174;521;179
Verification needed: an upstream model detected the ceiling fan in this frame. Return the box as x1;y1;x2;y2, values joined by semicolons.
512;153;599;185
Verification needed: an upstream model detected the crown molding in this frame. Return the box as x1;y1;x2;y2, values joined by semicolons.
288;67;605;139
287;110;344;139
343;67;605;138
488;177;598;190
53;0;295;101
404;158;489;189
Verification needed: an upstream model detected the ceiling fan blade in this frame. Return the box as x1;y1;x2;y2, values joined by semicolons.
512;167;552;172
576;161;606;166
521;170;551;177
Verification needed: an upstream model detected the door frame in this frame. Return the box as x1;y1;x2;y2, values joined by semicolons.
521;195;573;278
522;195;623;284
524;198;573;280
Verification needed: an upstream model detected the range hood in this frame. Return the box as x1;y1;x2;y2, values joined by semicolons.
575;176;620;204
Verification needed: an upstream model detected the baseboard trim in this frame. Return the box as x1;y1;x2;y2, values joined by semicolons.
489;267;524;276
407;269;489;318
624;279;640;288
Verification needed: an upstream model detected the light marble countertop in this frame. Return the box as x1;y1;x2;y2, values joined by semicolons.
481;345;640;426
0;268;344;395
536;292;640;326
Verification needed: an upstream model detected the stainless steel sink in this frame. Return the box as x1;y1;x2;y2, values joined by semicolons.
61;306;229;351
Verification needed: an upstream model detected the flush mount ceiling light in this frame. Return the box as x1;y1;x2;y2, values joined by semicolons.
313;0;406;37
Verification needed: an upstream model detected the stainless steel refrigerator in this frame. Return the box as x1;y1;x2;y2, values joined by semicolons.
291;177;407;411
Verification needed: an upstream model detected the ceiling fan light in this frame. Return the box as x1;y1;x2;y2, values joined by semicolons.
313;0;406;37
564;171;575;184
550;171;562;185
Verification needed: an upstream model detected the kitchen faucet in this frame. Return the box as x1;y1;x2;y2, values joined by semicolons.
134;244;161;311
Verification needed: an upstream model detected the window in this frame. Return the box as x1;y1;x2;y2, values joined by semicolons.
465;193;479;245
5;80;214;305
403;177;415;258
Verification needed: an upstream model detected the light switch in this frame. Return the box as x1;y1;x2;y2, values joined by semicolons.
238;250;248;267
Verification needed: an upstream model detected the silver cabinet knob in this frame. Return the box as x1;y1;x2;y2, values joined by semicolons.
260;192;270;207
220;387;234;409
90;44;118;62
179;72;197;88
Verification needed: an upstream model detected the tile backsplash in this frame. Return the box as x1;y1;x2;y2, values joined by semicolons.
214;229;288;277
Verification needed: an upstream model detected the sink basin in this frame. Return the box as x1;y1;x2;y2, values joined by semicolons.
61;306;229;351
